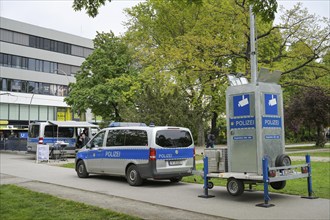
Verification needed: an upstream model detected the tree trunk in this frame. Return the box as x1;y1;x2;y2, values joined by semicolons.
197;115;205;147
315;124;326;147
211;111;218;136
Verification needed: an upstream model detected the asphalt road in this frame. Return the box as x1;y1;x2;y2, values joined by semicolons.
1;152;329;220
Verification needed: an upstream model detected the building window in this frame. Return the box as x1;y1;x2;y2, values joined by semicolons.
10;79;22;92
0;103;9;119
27;81;35;93
13;32;29;46
39;106;48;121
40;83;50;95
44;39;50;50
20;105;29;120
50;84;57;96
30;105;39;121
43;61;50;73
0;29;13;42
48;106;55;120
28;58;35;71
9;104;19;120
1;78;8;91
29;35;37;48
22;57;28;69
1;29;93;58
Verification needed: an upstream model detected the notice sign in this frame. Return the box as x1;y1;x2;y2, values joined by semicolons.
36;144;49;163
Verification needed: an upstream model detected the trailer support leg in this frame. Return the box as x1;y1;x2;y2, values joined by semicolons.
256;157;274;208
198;156;215;198
301;154;318;199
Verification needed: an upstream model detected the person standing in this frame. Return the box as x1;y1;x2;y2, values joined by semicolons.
206;132;215;148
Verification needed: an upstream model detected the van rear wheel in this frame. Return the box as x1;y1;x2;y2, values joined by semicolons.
170;177;182;183
126;165;143;186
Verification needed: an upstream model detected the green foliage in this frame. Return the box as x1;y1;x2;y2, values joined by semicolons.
0;185;140;220
73;0;110;18
250;0;278;22
69;0;329;147
285;87;330;147
65;32;137;121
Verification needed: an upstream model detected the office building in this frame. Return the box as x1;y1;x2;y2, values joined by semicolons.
0;17;94;129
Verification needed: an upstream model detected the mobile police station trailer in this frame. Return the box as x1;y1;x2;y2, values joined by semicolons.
200;78;315;205
198;6;316;206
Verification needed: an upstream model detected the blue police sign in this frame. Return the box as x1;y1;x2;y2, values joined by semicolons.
264;94;278;115
233;94;250;116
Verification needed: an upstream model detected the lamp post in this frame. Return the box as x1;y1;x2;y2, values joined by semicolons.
249;4;257;84
28;93;35;125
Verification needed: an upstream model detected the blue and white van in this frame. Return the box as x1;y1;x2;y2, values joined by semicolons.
27;121;99;156
75;126;195;186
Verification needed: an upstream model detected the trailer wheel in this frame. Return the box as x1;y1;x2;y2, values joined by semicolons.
270;181;286;190
227;178;244;196
208;181;214;189
275;154;291;167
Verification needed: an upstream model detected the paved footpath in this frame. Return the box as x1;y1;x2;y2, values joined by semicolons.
1;152;329;220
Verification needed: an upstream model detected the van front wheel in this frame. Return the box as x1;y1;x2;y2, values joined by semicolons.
126;165;143;186
77;160;89;178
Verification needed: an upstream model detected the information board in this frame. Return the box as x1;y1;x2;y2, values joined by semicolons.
36;144;49;163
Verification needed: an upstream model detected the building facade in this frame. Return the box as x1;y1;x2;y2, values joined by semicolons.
0;17;94;129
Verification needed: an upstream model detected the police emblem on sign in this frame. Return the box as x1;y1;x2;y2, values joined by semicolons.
175;150;179;154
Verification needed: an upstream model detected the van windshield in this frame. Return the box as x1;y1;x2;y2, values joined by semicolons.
44;125;74;138
156;130;193;148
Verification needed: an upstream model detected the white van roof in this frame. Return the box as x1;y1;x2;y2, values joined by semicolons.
47;121;99;128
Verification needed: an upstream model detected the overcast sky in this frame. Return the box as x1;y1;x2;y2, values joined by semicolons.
0;0;329;39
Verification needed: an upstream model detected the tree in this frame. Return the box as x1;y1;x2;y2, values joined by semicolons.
71;0;329;146
124;0;244;145
65;32;137;121
285;87;330;147
73;0;278;20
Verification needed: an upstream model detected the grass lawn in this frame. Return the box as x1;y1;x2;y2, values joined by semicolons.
286;145;330;152
183;161;330;199
0;185;140;220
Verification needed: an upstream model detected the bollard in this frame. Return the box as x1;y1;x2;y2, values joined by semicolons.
256;157;274;207
198;156;215;198
301;154;318;199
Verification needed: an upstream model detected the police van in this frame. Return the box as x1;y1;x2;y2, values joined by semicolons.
27;121;99;157
75;125;195;186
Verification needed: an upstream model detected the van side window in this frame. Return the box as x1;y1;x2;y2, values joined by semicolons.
90;131;105;148
44;126;74;138
125;130;148;146
106;129;148;147
29;125;39;138
107;130;125;146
